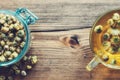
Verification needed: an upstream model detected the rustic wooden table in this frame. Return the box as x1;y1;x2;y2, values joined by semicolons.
1;0;120;80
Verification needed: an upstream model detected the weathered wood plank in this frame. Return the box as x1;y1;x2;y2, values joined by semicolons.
24;69;90;80
30;3;120;31
30;28;92;68
1;1;120;31
91;64;120;80
22;28;92;80
1;0;120;4
1;0;120;80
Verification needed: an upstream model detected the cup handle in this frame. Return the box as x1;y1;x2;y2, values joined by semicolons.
86;56;100;71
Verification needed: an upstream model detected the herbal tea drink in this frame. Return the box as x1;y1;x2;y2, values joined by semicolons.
87;10;120;71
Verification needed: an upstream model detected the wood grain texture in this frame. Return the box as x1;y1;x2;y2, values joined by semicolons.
0;0;120;80
26;28;92;80
1;0;120;31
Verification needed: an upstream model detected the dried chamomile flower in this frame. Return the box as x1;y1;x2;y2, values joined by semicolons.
17;30;25;37
26;65;32;70
102;54;109;61
0;75;5;80
0;55;6;62
15;36;21;42
9;46;16;52
112;13;120;21
7;20;12;25
11;52;18;58
1;27;9;33
31;56;38;64
108;47;118;53
20;41;25;48
0;14;4;18
16;47;21;53
12;41;18;47
11;16;17;22
107;19;114;26
4;51;11;57
13;24;20;30
107;28;120;35
8;33;14;39
21;70;27;76
8;57;13;61
17;25;23;30
0;40;5;46
102;41;111;50
9;24;14;30
94;25;103;33
103;33;110;40
0;19;5;24
15;69;20;75
110;36;120;44
0;33;6;39
6;41;12;46
4;45;9;50
11;65;19;70
23;56;28;61
4;23;9;27
7;76;13;80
